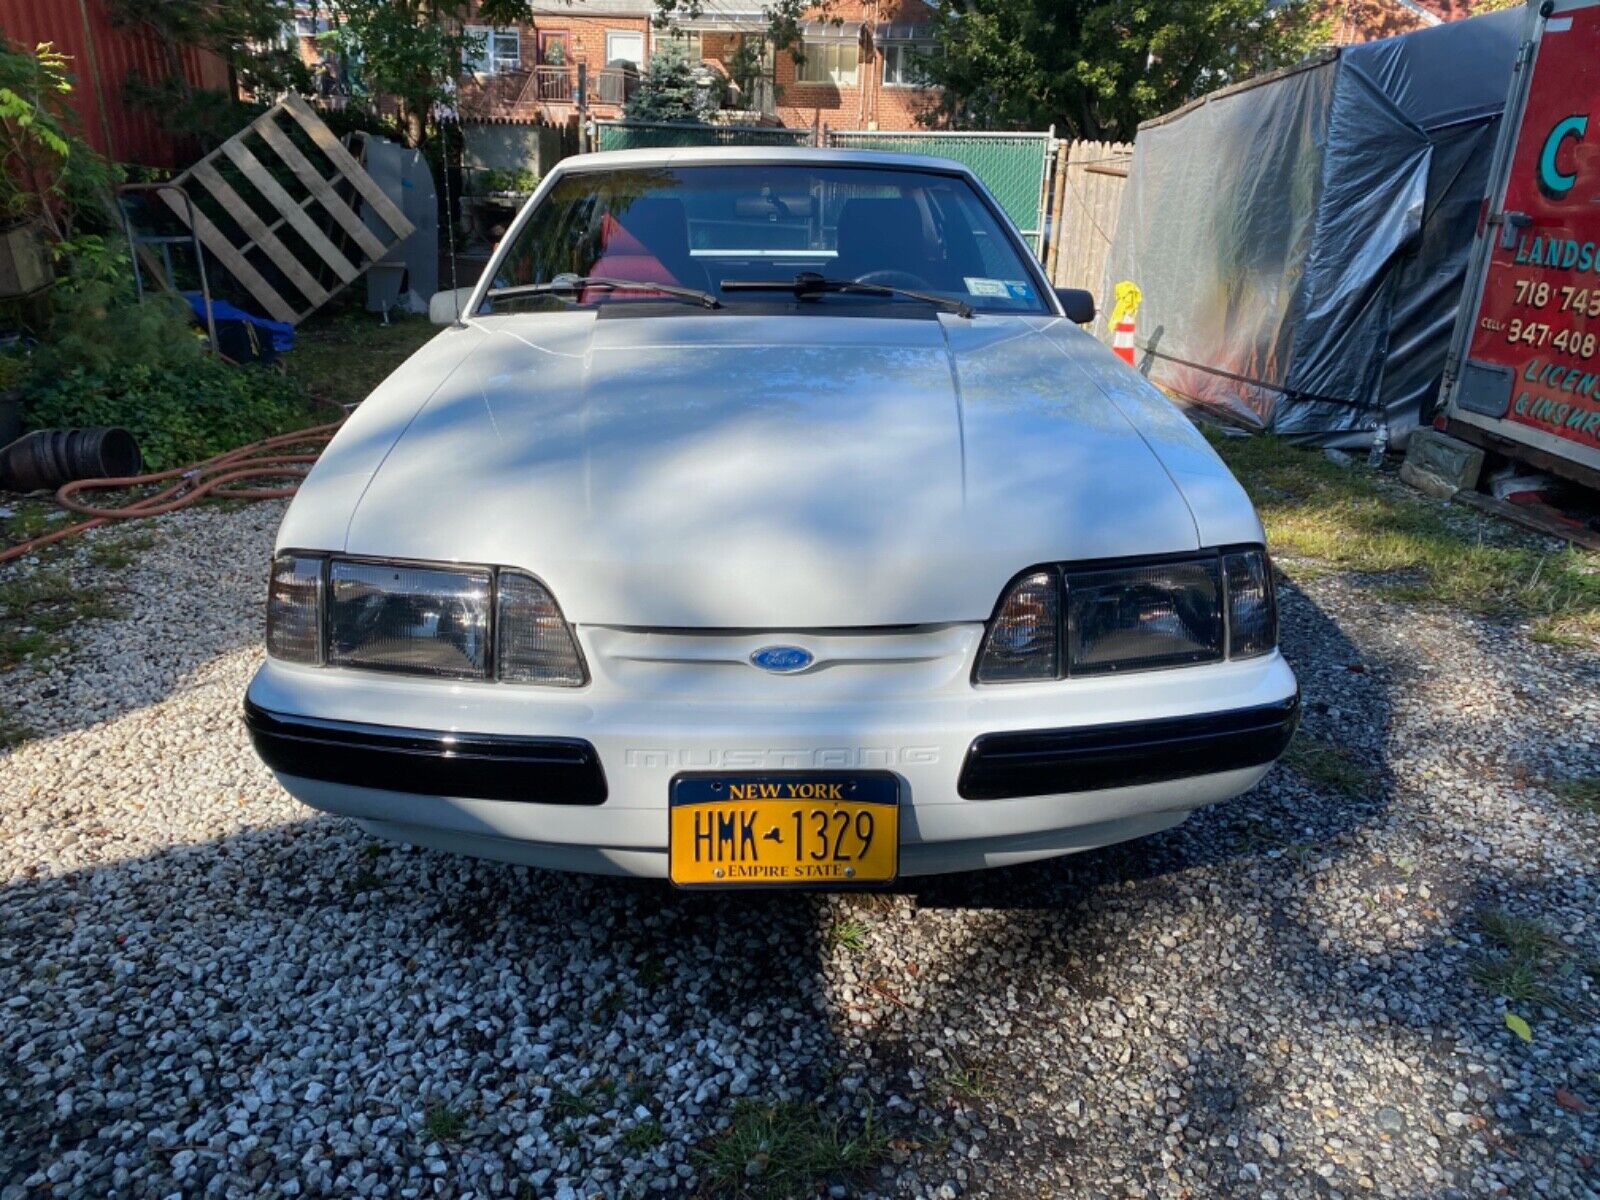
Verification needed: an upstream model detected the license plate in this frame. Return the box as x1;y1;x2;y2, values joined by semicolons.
668;773;900;888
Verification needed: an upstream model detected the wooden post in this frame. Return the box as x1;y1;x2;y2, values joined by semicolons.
1045;140;1069;285
576;63;588;153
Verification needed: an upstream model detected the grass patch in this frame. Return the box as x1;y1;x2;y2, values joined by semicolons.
87;531;155;570
0;569;117;670
619;1119;664;1153
940;1057;998;1102
1551;775;1600;816
1208;432;1600;643
0;704;33;750
1283;734;1377;798
1468;908;1589;1021
695;1100;888;1199
421;1102;466;1142
550;1086;602;1121
825;918;869;953
285;310;437;409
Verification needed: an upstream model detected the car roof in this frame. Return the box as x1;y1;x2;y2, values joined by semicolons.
552;145;978;177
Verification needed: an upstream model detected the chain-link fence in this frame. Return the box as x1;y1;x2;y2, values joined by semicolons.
592;120;810;152
823;130;1053;250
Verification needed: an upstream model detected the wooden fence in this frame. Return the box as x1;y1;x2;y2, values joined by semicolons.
1041;139;1133;297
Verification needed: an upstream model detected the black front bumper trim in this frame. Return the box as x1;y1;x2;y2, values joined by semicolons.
957;693;1300;801
244;700;608;804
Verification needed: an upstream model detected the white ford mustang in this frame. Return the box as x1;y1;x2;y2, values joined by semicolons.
245;147;1298;886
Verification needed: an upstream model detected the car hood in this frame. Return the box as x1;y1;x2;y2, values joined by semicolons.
283;312;1261;627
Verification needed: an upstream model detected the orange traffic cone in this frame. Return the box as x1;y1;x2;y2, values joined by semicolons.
1107;281;1142;367
1113;316;1136;364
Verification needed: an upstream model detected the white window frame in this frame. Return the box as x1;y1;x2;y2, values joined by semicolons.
795;40;857;86
605;29;646;69
881;41;936;88
464;24;522;76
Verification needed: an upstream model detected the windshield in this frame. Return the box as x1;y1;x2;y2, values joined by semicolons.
486;163;1049;316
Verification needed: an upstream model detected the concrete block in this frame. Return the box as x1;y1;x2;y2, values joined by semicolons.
1401;429;1485;496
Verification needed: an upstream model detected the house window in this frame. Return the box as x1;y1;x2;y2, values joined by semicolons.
465;25;522;75
606;30;645;69
668;30;704;64
882;42;936;88
795;40;857;86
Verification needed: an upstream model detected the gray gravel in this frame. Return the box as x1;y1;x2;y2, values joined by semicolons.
2;504;1598;1199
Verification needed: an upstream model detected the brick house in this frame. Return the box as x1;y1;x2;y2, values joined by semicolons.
452;0;943;131
1323;0;1476;45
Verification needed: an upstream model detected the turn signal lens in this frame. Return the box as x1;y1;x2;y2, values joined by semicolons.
496;571;588;686
974;569;1060;683
265;553;323;664
1224;550;1277;659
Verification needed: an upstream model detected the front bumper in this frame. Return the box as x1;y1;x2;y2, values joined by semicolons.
245;652;1298;877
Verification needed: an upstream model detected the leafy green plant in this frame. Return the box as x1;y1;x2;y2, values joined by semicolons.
24;357;316;471
0;39;119;239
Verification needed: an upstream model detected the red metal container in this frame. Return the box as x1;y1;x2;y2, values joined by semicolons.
0;0;228;167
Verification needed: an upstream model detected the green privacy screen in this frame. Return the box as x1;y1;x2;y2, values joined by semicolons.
594;121;810;151
826;131;1051;250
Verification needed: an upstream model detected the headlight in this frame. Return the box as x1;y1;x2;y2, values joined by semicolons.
328;560;492;679
265;555;589;686
973;547;1277;683
1066;557;1223;675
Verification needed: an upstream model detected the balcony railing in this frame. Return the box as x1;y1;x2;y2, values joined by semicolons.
458;64;780;122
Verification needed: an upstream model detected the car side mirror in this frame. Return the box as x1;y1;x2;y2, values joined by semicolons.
1055;288;1096;325
429;287;479;326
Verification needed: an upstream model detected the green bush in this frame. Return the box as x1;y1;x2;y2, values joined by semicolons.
18;235;320;472
24;358;316;472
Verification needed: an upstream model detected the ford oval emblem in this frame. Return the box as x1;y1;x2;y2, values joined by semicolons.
750;645;814;674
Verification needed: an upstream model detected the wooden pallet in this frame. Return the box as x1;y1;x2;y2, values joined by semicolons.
163;95;414;324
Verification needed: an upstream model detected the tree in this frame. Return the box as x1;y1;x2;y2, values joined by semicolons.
625;40;720;123
0;39;118;240
917;0;1330;140
106;0;308;106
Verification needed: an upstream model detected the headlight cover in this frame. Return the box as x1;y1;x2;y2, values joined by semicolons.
973;547;1277;683
327;560;492;679
1066;557;1223;676
265;554;588;686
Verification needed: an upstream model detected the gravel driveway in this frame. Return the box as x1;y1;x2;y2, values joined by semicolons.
2;503;1597;1199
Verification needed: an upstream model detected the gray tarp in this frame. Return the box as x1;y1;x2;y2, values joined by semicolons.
1104;10;1521;447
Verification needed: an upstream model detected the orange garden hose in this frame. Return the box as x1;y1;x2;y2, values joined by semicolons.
0;417;347;566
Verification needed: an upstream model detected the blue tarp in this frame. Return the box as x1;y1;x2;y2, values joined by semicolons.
183;293;295;354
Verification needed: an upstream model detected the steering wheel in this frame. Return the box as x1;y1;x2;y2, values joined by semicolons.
854;269;933;290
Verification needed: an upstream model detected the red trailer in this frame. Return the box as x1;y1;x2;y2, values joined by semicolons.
1443;0;1600;488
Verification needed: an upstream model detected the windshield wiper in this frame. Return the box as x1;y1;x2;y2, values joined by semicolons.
719;271;973;319
486;274;721;309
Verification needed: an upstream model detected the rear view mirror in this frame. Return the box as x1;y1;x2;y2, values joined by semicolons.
1055;287;1096;325
429;287;479;326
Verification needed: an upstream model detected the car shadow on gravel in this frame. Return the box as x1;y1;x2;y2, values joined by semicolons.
855;582;1600;1197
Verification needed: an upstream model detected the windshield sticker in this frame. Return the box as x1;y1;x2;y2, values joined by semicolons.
964;277;1033;300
